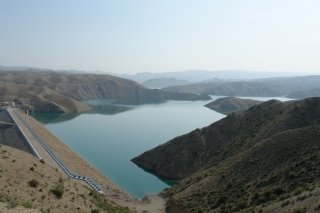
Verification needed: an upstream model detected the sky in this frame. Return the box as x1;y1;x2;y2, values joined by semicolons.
0;0;319;74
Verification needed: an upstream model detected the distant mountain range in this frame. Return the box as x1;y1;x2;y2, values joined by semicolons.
161;75;320;99
1;65;313;83
115;70;312;83
2;65;319;99
141;77;190;89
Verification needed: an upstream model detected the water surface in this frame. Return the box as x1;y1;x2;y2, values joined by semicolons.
33;98;225;198
32;96;294;198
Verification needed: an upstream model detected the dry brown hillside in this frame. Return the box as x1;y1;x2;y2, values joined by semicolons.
0;145;132;213
0;70;211;112
132;97;320;212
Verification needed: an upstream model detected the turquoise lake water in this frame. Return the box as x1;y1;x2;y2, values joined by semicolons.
32;96;293;198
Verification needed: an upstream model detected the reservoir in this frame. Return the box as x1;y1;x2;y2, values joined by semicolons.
32;96;292;198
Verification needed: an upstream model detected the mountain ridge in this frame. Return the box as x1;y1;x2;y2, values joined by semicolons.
0;71;210;112
132;97;320;212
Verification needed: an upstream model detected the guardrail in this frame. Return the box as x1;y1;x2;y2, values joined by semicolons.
9;109;101;192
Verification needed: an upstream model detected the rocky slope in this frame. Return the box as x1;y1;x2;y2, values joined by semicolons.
0;71;210;112
132;97;320;212
204;96;263;114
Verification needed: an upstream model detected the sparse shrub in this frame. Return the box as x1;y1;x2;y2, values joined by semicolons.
273;186;285;196
297;194;307;201
257;196;267;204
264;188;273;198
281;200;290;207
30;167;34;171
236;200;247;210
28;179;39;188
278;193;290;201
40;159;45;163
214;195;227;207
22;202;33;208
50;187;64;199
253;190;260;199
91;210;100;213
292;207;307;213
288;171;297;179
8;200;18;208
293;187;303;196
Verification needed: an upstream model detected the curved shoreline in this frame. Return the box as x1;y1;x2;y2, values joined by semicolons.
16;109;167;212
17;110;137;200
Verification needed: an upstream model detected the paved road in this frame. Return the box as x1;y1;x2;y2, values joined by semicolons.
7;109;63;171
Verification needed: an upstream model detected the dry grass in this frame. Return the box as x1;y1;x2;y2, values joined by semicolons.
0;145;126;213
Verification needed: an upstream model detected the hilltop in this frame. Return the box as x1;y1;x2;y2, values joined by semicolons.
204;97;263;114
132;97;320;212
0;71;210;112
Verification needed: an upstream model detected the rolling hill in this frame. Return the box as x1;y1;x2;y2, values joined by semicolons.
204;97;263;114
287;88;320;99
132;97;320;212
0;71;210;112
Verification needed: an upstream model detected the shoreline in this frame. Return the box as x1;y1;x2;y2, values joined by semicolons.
16;110;167;212
17;110;136;200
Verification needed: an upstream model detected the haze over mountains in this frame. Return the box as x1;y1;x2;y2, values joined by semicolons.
0;65;313;82
2;65;319;99
162;75;320;99
141;77;190;89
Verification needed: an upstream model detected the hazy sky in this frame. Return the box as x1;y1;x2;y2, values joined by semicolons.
1;1;319;74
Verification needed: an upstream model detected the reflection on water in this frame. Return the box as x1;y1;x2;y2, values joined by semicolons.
32;112;81;124
32;96;294;198
32;98;223;198
33;98;168;123
113;98;167;106
138;166;177;187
